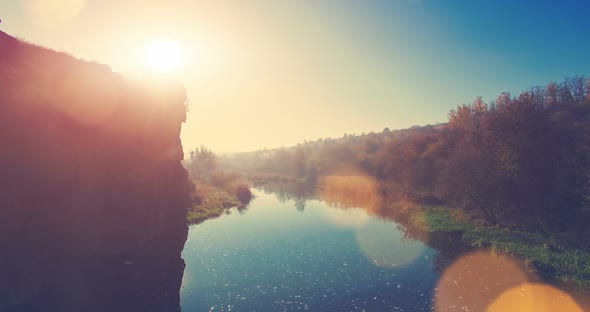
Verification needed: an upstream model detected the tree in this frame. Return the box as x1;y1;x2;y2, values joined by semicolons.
545;82;558;107
564;75;586;104
186;146;217;180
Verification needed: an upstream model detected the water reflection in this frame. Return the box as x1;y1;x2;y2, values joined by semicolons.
207;180;590;311
317;174;382;212
181;190;438;311
256;180;314;212
258;177;435;269
321;206;370;229
356;220;426;268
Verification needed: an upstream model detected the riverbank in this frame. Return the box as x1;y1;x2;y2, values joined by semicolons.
187;182;252;224
408;206;590;289
189;174;590;289
187;184;241;224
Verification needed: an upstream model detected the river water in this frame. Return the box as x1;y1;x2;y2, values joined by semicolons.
181;188;445;311
180;186;589;312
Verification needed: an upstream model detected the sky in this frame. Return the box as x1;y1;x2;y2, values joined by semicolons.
2;0;590;154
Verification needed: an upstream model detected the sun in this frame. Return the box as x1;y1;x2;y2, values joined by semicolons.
145;38;182;73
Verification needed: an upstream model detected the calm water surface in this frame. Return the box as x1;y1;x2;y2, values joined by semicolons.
181;189;441;311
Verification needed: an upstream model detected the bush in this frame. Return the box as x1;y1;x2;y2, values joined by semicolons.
228;181;253;204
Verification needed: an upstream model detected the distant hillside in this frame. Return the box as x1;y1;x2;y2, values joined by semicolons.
0;30;189;311
224;76;590;238
221;123;447;174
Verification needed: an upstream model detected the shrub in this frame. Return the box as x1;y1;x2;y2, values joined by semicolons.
228;180;253;204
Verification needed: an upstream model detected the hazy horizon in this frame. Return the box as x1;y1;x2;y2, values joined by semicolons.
2;0;590;154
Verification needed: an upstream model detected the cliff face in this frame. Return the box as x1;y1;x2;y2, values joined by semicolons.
0;31;189;311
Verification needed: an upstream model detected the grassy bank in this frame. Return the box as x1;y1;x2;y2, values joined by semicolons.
185;146;254;225
187;183;246;224
408;206;590;289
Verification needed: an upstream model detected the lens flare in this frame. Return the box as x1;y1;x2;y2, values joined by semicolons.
322;207;370;229
435;250;533;312
356;219;425;268
487;283;583;312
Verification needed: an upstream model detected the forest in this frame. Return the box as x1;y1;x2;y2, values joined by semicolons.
223;76;590;241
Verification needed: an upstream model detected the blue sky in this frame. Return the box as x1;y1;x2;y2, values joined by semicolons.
335;0;590;98
1;1;589;152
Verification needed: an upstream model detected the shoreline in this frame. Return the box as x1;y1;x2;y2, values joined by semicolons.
187;184;249;225
405;205;590;290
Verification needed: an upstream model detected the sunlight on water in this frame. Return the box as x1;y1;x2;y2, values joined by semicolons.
356;220;426;269
180;188;585;311
316;173;429;268
321;204;426;268
486;283;583;312
321;206;370;229
181;190;438;311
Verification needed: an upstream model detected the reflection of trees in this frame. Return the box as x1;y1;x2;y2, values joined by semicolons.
311;176;474;272
236;203;250;214
317;175;382;212
276;191;289;204
294;198;306;212
256;177;479;277
256;181;314;212
256;176;425;224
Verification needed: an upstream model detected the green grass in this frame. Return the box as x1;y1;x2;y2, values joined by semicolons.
409;206;590;289
187;187;241;224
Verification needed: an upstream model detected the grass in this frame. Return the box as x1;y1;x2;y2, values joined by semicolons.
408;206;590;289
187;184;242;224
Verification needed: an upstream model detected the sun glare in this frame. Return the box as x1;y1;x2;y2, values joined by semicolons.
145;38;182;73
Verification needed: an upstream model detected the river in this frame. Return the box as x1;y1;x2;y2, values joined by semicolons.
181;187;451;311
179;183;590;312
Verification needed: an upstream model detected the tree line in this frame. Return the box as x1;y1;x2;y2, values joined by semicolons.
223;76;590;237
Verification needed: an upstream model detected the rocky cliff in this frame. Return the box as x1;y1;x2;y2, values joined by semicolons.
0;31;189;311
